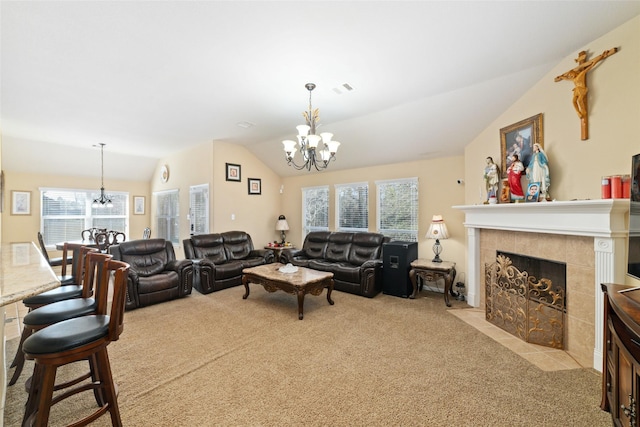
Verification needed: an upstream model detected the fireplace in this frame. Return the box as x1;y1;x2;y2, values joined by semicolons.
455;200;629;370
486;252;566;349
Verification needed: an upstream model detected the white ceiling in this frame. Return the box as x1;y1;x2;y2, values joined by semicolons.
2;1;640;181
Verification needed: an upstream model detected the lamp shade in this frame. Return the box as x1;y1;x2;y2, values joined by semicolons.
426;215;449;240
275;215;290;231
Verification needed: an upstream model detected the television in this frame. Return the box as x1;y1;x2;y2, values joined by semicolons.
628;153;640;281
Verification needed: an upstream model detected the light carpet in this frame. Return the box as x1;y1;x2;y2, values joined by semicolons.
4;285;610;426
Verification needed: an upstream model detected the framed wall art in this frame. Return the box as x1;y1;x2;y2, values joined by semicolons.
11;190;31;215
248;178;261;195
133;196;145;215
500;113;543;177
226;163;241;182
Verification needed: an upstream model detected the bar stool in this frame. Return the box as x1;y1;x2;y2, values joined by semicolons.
8;245;97;386
11;252;111;392
21;258;129;427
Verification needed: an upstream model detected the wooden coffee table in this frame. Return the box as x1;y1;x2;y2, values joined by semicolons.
242;263;334;320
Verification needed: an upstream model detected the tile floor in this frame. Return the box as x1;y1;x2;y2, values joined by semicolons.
449;307;584;371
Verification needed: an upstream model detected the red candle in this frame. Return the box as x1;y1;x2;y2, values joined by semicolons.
611;175;622;198
601;177;611;199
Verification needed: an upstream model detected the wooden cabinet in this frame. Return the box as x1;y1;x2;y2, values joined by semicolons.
601;283;640;426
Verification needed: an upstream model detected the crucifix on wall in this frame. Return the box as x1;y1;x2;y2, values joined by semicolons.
554;47;618;140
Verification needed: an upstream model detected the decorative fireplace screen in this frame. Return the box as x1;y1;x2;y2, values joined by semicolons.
485;254;566;349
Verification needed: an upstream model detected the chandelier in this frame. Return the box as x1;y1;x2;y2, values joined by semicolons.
92;143;113;208
282;83;341;171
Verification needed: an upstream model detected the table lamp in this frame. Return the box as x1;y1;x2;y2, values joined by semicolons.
275;215;290;245
426;215;449;263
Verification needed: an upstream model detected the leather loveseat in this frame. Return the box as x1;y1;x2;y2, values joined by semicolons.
109;238;194;310
280;231;390;298
183;231;275;294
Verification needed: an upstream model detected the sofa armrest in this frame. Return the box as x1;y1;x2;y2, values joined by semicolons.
165;259;194;296
361;259;383;270
281;248;305;264
124;270;140;310
249;249;275;264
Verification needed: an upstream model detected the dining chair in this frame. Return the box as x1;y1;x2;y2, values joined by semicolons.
94;232;110;253
108;230;126;246
21;257;129;427
142;227;151;239
36;232;71;268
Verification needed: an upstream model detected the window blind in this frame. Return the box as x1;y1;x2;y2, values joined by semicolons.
335;182;368;232
376;178;418;241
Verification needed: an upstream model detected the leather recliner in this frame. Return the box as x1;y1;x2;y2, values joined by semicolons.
183;231;275;294
109;238;193;310
281;231;390;298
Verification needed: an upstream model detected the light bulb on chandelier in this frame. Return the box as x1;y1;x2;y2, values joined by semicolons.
92;143;113;208
282;83;341;171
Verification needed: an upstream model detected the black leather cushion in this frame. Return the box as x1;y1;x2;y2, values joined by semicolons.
23;285;83;306
325;232;353;263
23;315;109;355
190;234;227;264
117;239;169;277
215;260;243;280
241;256;268;269
348;233;385;265
302;231;331;259
23;298;96;327
223;231;253;261
137;271;179;293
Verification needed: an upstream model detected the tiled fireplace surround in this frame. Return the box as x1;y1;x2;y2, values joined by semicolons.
455;200;629;371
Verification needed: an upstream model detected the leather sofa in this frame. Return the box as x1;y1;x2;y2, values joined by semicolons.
109;238;193;310
280;231;390;298
183;231;275;294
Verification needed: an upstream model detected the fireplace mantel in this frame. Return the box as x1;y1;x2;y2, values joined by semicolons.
455;199;629;237
454;199;630;370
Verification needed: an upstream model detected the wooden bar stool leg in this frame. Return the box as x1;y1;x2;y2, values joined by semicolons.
96;348;122;427
8;326;33;385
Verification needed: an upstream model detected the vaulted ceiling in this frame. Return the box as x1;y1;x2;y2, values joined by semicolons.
3;1;640;181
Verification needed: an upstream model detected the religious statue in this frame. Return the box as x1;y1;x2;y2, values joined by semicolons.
483;157;499;203
554;47;618;140
507;154;525;202
526;143;550;201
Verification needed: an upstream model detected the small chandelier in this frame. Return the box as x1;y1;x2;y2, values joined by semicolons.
282;83;341;171
92;143;113;208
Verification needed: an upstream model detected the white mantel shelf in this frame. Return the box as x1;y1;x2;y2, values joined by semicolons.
454;199;629;238
454;198;630;371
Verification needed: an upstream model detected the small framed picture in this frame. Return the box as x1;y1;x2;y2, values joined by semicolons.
133;196;145;215
226;163;241;182
525;182;541;202
11;191;31;215
248;178;261;195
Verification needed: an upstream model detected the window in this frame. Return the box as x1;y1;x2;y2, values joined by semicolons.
155;189;180;244
336;182;368;232
189;184;209;235
41;188;128;247
302;186;329;238
376;178;419;241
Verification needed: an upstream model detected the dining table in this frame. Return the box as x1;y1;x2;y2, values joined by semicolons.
0;242;60;424
55;240;98;250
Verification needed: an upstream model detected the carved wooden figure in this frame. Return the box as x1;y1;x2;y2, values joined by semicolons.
554;47;618;140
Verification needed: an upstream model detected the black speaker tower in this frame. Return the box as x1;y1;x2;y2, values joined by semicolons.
382;241;418;298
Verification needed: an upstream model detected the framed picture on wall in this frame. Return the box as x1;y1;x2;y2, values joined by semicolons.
500;113;544;177
11;191;31;215
226;163;241;182
133;196;145;215
248;178;261;195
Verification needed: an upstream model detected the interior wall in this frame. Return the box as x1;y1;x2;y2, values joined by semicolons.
280;156;466;275
0;171;149;249
211;141;283;250
464;14;640;286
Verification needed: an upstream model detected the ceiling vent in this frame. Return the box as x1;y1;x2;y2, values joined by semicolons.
332;83;354;95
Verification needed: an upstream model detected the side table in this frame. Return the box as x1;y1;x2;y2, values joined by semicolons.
409;259;457;307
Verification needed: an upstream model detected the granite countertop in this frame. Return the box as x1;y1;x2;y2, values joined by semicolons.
0;242;60;306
